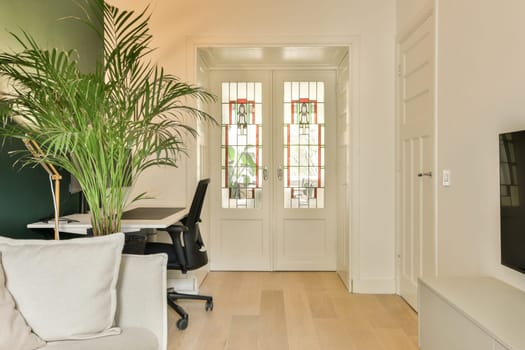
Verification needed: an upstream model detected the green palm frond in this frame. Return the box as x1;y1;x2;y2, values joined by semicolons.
0;1;216;235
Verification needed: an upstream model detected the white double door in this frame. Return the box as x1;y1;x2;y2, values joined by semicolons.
209;70;336;271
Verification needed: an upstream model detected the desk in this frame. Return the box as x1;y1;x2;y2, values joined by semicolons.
27;207;187;235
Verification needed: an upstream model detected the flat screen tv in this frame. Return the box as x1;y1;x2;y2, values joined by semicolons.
500;129;525;274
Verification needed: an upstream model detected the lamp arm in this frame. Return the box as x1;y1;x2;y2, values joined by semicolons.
23;139;62;240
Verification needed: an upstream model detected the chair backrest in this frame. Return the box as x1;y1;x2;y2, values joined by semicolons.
183;178;210;230
180;178;210;270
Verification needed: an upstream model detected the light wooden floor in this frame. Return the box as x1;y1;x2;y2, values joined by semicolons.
168;272;418;350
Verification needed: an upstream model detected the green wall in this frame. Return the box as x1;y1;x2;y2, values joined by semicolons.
0;0;101;72
0;139;80;239
0;0;102;238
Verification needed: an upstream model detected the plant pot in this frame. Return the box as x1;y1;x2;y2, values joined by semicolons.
122;232;146;255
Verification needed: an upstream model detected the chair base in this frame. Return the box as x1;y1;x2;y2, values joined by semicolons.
167;288;213;330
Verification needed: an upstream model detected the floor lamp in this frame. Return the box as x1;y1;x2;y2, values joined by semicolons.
23;139;62;240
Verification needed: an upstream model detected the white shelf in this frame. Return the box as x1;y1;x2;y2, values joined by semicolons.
419;276;525;350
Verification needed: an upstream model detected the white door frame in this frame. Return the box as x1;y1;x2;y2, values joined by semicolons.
186;36;360;290
395;9;438;300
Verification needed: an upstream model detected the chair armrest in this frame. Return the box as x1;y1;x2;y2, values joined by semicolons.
116;254;168;350
157;223;189;238
157;224;189;245
157;224;189;271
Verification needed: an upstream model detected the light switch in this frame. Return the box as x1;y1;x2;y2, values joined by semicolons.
442;169;451;187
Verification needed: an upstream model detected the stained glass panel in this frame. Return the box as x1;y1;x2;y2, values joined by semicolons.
221;82;263;208
283;81;325;208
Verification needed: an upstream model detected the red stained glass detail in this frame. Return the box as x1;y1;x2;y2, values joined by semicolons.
287;124;291;187
256;125;260;187
225;126;229;187
318;126;322;188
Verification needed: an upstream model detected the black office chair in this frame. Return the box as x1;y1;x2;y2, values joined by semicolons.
144;178;213;330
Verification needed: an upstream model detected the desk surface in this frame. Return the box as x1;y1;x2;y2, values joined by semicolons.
27;207;187;234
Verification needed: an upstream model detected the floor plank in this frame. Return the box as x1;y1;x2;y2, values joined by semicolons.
225;315;261;350
259;290;289;350
168;272;418;350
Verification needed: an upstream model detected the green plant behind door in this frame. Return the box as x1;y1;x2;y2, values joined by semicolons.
228;145;257;198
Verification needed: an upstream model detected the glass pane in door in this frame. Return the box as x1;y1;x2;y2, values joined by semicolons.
221;82;263;208
283;81;325;208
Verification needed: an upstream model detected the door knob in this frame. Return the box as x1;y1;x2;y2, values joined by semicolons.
277;166;283;181
417;171;432;177
263;166;269;181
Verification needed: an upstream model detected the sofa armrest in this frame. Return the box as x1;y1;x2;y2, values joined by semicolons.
116;254;168;350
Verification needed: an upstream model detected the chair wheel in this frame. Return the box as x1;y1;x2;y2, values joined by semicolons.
177;317;188;330
205;299;214;311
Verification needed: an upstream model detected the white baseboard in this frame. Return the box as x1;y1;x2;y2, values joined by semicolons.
352;277;396;294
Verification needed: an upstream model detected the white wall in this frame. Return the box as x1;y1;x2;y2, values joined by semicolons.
112;0;396;292
399;0;525;292
436;0;525;290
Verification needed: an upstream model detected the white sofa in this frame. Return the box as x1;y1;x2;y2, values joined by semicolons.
0;234;168;350
41;254;168;350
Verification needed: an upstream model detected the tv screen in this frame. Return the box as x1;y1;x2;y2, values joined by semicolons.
500;129;525;274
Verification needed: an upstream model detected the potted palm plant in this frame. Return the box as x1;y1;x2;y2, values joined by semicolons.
0;1;215;236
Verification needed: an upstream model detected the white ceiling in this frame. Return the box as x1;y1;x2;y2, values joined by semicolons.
198;46;348;69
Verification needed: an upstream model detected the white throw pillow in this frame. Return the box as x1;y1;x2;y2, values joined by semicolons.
0;255;45;350
0;233;124;341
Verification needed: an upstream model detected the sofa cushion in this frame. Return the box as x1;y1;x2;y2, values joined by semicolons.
0;255;45;350
41;327;158;350
0;233;124;341
116;254;168;350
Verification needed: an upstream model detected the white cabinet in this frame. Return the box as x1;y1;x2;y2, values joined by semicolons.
419;277;524;350
420;282;493;350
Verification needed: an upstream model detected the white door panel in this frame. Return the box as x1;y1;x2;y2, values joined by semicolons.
398;14;435;309
273;71;336;271
218;219;269;270
209;71;272;270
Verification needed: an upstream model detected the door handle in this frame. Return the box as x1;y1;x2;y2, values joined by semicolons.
418;171;432;177
263;166;269;181
277;166;283;181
